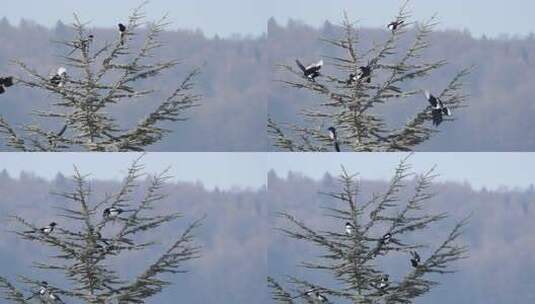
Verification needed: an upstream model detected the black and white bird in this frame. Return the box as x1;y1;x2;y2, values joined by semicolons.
50;67;67;87
380;233;392;245
378;274;389;289
103;207;123;219
327;127;341;152
387;20;404;32
358;66;372;83
346;73;358;85
345;222;355;235
0;76;14;95
25;281;48;300
118;23;127;45
424;90;451;126
410;251;421;268
315;291;329;303
26;222;57;235
295;59;323;81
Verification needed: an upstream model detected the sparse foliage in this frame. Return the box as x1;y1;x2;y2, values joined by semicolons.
0;3;200;151
269;1;470;152
268;156;469;303
0;156;202;303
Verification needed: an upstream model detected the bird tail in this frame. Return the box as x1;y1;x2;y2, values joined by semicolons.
334;142;341;152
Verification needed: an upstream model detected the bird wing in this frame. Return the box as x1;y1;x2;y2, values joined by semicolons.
425;91;439;107
432;109;443;126
307;60;323;71
295;59;307;73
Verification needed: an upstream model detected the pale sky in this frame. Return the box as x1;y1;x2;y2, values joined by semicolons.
1;0;534;38
0;153;534;191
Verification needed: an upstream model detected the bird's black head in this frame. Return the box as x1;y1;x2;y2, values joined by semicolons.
40;281;48;286
328;127;336;133
118;23;126;32
50;222;57;227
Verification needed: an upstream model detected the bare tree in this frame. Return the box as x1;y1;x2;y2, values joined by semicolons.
269;1;470;152
0;156;202;303
268;156;468;303
0;3;200;151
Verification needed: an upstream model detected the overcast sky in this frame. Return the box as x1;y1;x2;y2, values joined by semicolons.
0;153;534;191
1;0;534;38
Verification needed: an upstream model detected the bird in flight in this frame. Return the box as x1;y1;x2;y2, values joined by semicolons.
295;59;323;81
410;251;421;267
118;23;127;45
424;90;452;126
387;20;404;32
328;127;341;152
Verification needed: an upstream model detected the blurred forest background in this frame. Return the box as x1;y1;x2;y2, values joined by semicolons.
0;169;534;303
1;18;535;150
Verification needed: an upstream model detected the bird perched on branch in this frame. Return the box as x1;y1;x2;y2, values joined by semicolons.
50;67;67;87
295;59;323;81
378;274;390;289
25;222;57;235
0;76;14;95
25;281;48;300
424;90;452;126
103;207;123;219
410;250;421;267
358;66;372;83
380;232;392;245
387;20;404;32
345;222;355;235
118;23;127;45
328;127;341;152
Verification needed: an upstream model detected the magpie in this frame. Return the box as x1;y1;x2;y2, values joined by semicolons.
315;291;329;303
295;59;323;81
327;127;341;152
387;20;404;32
0;76;14;87
378;274;389;289
103;207;123;219
118;23;126;45
0;76;14;95
345;222;355;235
358;66;372;83
25;281;48;300
50;67;67;87
25;222;57;235
380;233;392;245
424;90;451;126
410;251;421;268
346;73;357;85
